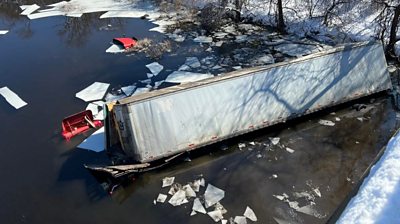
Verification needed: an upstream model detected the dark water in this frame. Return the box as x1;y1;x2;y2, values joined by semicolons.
0;2;399;224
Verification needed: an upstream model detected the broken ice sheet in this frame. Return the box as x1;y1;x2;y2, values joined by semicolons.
0;87;27;109
185;57;201;68
234;216;247;224
146;62;164;76
270;137;280;145
165;71;213;83
244;206;257;221
77;127;105;152
121;85;136;96
257;54;274;64
192;198;206;214
193;36;213;43
182;184;196;198
76;82;110;102
20;4;40;15
318;119;335;126
86;103;100;115
106;44;125;53
204;184;225;208
156;193;168;203
0;30;8;35
105;93;126;102
132;87;150;96
94;109;104;120
162;177;175;187
168;189;188;206
208;210;224;222
285;147;295;153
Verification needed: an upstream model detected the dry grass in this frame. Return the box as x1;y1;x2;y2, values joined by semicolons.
126;38;172;59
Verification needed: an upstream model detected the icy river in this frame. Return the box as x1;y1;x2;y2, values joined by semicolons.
1;1;399;223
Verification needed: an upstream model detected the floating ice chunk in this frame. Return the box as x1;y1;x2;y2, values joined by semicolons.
285;147;295;153
192;198;207;214
140;79;151;84
168;189;189;206
146;62;164;76
221;220;228;224
94;109;104;120
147;73;154;79
238;143;246;149
105;93;126;102
162;177;175;187
233;66;242;70
0;87;27;109
86;103;100;115
273;193;288;201
106;44;125;53
272;174;278;179
165;71;213;83
77;127;105;152
167;33;185;42
213;32;228;38
185;57;201;68
91;101;105;107
274;43;317;57
20;4;40;15
335;117;341;121
204;184;225;208
208;210;224;222
76;82;109;102
318;119;335;126
121;85;136;96
215;41;224;47
234;216;247;224
190;211;197;216
156;193;168;203
132;87;150;95
313;188;321;197
270;137;280;145
154;81;164;89
0;30;8;35
100;10;148;19
66;13;83;17
194;36;213;43
183;184;196;198
257;54;274;64
244;206;257;221
178;64;191;71
296;204;325;218
357;117;364;122
28;11;65;19
149;19;176;33
235;35;248;43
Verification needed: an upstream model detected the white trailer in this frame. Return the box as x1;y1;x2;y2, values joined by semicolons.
109;42;392;163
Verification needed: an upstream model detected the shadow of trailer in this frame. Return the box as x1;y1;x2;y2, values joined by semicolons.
87;41;393;178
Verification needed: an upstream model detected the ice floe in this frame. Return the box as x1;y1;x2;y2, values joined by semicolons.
76;82;110;102
168;189;189;206
243;206;257;221
193;36;213;43
77;127;105;152
162;177;175;187
0;30;9;35
156;193;167;203
274;43;317;57
208;210;224;222
121;85;136;96
20;4;40;15
204;184;225;208
106;44;125;53
146;62;164;76
318;119;335;126
0;87;27;109
165;71;213;83
270;137;280;145
184;57;201;68
86;103;100;115
234;216;247;224
285;147;295;153
192;198;207;214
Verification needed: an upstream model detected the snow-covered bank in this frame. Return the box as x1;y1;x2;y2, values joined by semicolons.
337;131;400;223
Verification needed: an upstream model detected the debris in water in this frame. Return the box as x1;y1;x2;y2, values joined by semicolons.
244;206;257;221
75;82;110;102
234;216;247;224
0;87;27;109
156;193;168;203
165;71;213;83
270;137;280;145
0;30;9;35
77;127;105;152
162;177;175;187
168;189;188;206
318;119;335;126
285;147;295;153
192;198;207;214
204;184;225;208
146;62;164;76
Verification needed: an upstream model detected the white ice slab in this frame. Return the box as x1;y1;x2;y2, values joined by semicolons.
244;206;257;221
106;44;125;53
66;13;83;18
146;62;164;76
94;110;104;120
192;198;207;214
162;177;175;187
204;184;225;208
183;184;196;198
121;85;136;96
100;10;148;19
77;127;105;152
208;210;224;222
86;103;100;115
318;119;335;126
105;93;126;102
20;4;40;16
234;216;247;224
76;82;110;102
286;147;295;153
270;137;280;145
28;11;65;19
168;189;188;206
165;71;213;83
194;36;213;43
0;30;9;35
0;87;27;109
156;193;168;203
185;57;201;68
